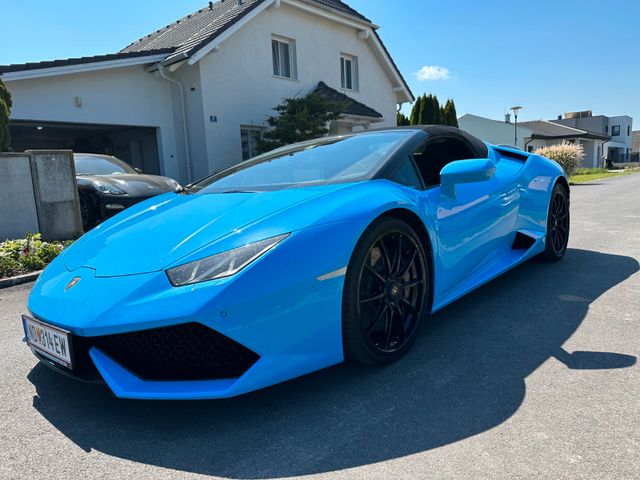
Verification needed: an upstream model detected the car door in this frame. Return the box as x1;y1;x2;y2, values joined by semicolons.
418;147;520;299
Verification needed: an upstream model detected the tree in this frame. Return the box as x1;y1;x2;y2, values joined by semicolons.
421;94;440;125
442;99;459;127
408;94;460;127
397;112;410;126
418;94;428;124
258;92;346;153
409;95;423;125
0;78;11;152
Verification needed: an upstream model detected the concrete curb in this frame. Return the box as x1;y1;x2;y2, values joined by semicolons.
0;271;41;289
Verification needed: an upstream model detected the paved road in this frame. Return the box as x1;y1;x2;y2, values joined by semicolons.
1;175;639;480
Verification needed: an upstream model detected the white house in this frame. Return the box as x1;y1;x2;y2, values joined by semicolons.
0;0;413;184
517;120;610;168
551;111;634;163
459;113;610;168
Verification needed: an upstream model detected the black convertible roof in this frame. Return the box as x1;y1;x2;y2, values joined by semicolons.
380;125;489;159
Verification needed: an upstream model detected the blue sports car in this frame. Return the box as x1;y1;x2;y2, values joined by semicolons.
23;126;570;400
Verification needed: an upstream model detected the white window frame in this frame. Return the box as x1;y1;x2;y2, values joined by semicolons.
340;53;358;91
272;35;297;80
240;126;264;161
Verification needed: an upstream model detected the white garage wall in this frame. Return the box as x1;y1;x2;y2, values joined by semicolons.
197;2;398;173
5;66;183;180
458;114;533;150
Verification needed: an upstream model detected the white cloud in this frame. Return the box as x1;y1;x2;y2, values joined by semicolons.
414;65;451;81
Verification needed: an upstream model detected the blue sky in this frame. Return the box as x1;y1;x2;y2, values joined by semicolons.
1;0;638;123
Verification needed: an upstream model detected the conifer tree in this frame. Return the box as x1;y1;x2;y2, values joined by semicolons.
397;112;410;126
0;78;12;152
443;99;459;127
409;95;423;125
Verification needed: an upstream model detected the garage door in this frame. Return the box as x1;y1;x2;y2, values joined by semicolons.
9;120;161;175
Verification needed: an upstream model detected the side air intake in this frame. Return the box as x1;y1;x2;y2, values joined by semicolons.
512;231;536;250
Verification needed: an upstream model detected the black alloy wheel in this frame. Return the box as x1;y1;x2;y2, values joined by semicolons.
343;217;429;364
542;184;570;261
79;194;96;232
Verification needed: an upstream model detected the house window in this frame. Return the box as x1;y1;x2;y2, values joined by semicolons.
628;125;631;136
240;127;263;161
272;36;296;79
340;54;358;90
612;125;621;136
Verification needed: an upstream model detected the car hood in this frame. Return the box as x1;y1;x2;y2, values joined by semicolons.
63;184;351;276
79;174;177;196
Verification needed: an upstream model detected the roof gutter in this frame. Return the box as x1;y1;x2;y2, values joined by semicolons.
157;64;192;183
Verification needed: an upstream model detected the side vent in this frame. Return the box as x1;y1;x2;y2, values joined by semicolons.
495;147;529;163
512;231;536;250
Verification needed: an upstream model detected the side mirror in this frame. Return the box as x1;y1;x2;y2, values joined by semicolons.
440;159;496;199
134;167;143;174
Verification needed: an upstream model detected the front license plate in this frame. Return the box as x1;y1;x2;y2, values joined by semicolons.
22;315;73;369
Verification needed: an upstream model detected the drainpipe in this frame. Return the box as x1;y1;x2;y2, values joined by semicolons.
157;64;192;183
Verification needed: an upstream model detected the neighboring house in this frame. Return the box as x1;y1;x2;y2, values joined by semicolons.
458;113;533;150
633;131;640;152
0;0;413;184
459;113;609;168
518;120;610;169
551;111;633;163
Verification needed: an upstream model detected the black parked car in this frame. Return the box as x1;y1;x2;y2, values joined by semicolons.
74;154;181;230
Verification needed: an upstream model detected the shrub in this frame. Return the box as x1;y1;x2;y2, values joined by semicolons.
0;233;70;278
0;255;21;278
37;242;65;264
534;142;584;176
258;90;346;153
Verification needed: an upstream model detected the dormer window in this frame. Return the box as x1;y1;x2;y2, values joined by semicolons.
340;54;358;91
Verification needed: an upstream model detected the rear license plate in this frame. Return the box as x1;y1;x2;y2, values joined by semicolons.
22;315;73;369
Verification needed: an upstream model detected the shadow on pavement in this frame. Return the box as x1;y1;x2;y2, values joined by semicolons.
28;248;638;478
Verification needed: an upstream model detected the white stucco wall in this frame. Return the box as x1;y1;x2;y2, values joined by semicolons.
196;2;399;172
458;114;532;150
5;66;182;180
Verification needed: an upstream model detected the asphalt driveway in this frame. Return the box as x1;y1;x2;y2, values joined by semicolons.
1;174;639;480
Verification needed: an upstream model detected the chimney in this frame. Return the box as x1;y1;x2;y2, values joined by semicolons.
558;115;562;120
505;113;511;124
209;1;213;9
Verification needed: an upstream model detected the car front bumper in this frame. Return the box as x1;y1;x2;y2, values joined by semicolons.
26;222;361;399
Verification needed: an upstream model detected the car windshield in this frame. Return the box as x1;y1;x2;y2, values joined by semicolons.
189;131;413;193
74;155;137;176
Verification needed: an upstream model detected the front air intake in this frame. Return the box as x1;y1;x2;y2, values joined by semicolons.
93;322;259;381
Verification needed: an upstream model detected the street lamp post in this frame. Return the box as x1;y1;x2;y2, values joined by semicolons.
511;106;523;147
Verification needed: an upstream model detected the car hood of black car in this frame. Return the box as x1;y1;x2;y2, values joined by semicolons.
79;174;177;195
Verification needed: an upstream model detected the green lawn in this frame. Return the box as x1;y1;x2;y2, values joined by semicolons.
570;169;639;184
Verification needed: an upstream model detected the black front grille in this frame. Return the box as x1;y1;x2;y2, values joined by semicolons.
93;322;260;381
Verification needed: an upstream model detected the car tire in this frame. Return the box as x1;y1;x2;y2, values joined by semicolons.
541;183;570;262
79;193;96;232
342;217;430;365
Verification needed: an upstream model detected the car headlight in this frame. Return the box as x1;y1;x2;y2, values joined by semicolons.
166;178;182;191
93;180;126;195
166;233;290;287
